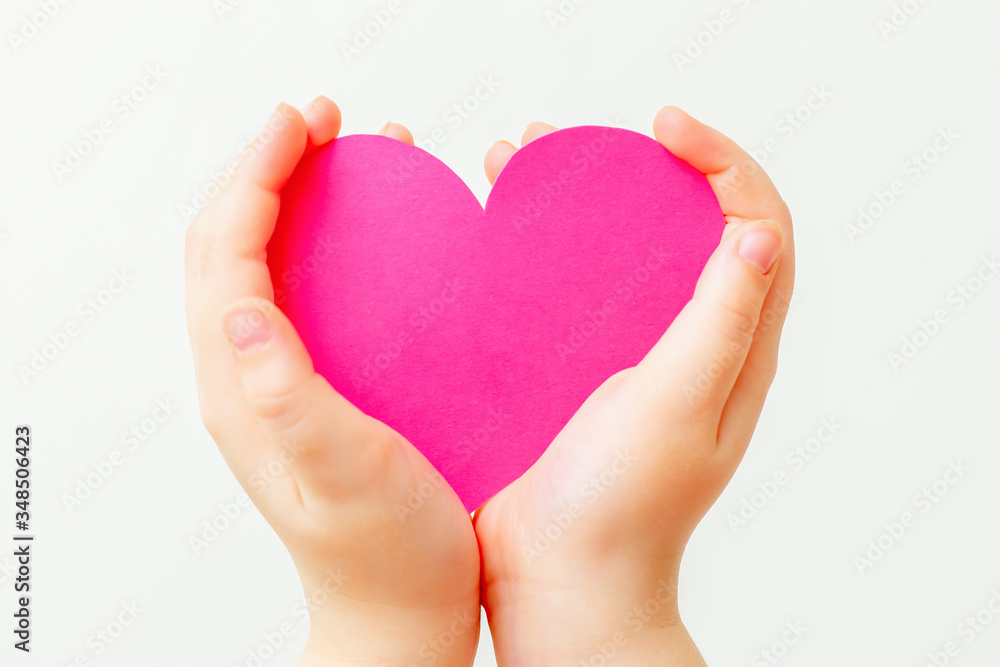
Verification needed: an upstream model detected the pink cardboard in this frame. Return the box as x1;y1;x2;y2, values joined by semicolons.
267;126;724;511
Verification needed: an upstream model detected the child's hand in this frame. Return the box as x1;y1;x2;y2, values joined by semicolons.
184;100;480;666
473;109;795;665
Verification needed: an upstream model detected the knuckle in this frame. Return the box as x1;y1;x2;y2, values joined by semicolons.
350;425;402;476
198;401;226;442
708;295;760;352
250;379;315;438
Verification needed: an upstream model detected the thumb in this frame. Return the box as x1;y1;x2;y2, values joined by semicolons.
221;297;385;494
632;219;784;416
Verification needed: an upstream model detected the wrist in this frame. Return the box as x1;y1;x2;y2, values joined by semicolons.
549;624;706;667
490;619;705;667
486;575;704;666
298;602;480;667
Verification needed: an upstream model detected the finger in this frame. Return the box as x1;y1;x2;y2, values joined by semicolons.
196;103;308;273
653;106;795;449
716;265;794;453
521;121;557;146
652;106;789;223
189;101;307;330
302;96;343;152
482;122;558;185
185;104;310;486
184;102;314;308
221;298;394;499
185;101;307;363
380;121;414;145
628;219;784;422
484;140;516;185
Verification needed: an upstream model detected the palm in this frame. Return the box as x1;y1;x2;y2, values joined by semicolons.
471;110;794;664
473;365;733;613
185;102;482;664
293;420;481;610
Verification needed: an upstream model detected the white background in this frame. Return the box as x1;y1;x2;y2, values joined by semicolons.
2;0;999;665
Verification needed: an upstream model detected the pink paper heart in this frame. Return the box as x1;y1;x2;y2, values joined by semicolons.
267;126;724;511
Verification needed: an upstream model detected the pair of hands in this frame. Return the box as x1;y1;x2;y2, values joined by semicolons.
184;97;794;666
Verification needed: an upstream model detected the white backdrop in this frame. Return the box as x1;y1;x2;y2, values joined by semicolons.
2;0;999;665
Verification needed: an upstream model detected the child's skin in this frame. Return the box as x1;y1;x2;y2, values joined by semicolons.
184;97;793;665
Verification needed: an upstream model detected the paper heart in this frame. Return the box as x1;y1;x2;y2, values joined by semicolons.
267;126;724;511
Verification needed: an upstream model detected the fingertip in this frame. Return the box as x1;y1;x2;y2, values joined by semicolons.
271;102;308;141
652;105;738;177
220;294;317;412
484;140;517;185
521;121;557;146
653;105;691;132
307;95;334;111
302;96;342;150
274;101;300;120
736;220;784;275
381;121;414;145
243;103;308;192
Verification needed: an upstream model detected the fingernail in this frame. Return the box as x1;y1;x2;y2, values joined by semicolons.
738;221;783;273
262;103;292;134
379;121;391;135
270;102;288;120
223;306;272;353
